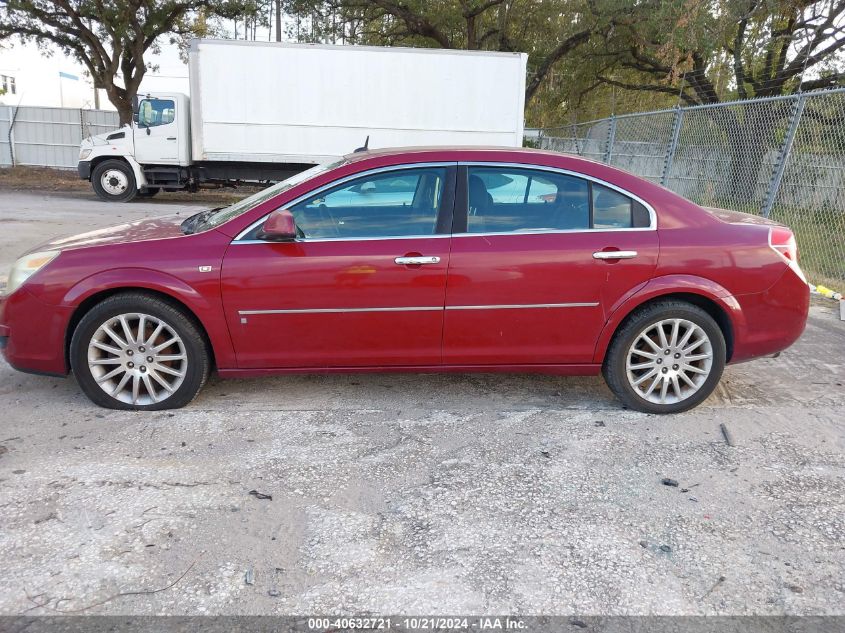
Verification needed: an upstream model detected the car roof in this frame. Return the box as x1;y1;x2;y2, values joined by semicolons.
341;145;601;166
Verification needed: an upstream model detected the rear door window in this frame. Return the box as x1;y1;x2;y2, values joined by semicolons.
465;166;651;233
466;167;590;233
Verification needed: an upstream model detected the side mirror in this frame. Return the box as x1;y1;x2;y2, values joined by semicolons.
257;209;297;242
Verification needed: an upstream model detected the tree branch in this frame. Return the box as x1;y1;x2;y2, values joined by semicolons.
525;29;591;101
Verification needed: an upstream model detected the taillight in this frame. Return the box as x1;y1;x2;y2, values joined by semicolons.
769;226;805;282
770;226;798;262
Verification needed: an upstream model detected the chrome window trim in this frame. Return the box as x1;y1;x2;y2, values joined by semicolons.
457;161;658;233
235;234;451;245
238;302;599;316
233;162;456;242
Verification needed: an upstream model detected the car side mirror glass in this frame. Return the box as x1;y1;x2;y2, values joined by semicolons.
257;209;297;242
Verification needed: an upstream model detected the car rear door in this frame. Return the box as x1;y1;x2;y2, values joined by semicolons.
442;164;659;365
221;164;456;369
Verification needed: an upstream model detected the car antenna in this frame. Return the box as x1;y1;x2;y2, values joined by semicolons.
354;135;370;153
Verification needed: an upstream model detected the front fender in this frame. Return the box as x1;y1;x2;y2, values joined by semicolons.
62;267;236;369
591;274;744;364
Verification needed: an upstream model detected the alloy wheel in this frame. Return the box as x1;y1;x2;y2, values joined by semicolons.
87;313;188;406
625;318;714;405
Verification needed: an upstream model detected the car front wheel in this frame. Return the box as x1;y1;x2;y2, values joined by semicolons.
602;300;726;414
70;293;210;410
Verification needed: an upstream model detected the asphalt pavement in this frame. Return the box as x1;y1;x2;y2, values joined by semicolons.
0;191;843;616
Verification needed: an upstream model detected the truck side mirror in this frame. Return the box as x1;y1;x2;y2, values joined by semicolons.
257;209;297;241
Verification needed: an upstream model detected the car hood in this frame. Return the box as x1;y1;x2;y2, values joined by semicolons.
33;214;189;253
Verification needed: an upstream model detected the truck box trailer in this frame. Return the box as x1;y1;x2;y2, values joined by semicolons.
78;39;528;202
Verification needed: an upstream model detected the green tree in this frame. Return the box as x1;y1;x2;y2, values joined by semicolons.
589;0;845;105
0;0;249;124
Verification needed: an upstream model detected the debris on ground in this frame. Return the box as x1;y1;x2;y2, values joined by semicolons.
659;544;672;553
248;490;272;500
720;423;735;447
244;568;255;585
268;588;281;597
703;575;726;597
661;478;679;487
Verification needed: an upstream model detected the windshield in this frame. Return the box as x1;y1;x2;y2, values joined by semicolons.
193;160;347;232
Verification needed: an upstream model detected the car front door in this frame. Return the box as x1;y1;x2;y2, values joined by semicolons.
443;164;659;365
221;164;455;369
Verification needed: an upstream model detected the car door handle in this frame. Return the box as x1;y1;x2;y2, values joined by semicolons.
394;256;440;265
593;250;638;260
167;137;177;141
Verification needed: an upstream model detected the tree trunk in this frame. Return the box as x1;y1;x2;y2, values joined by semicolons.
114;100;132;127
710;104;790;209
275;0;282;41
106;86;134;127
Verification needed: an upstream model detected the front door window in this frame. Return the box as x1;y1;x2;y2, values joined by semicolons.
138;99;176;128
289;167;448;239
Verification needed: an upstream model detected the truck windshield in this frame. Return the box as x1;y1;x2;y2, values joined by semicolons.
189;160;346;233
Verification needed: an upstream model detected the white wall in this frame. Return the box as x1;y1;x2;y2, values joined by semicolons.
0;40;190;110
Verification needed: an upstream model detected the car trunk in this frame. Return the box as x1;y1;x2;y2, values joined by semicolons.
702;206;785;227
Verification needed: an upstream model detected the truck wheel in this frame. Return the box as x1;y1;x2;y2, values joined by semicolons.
137;187;160;198
602;300;726;414
70;293;210;410
92;159;138;202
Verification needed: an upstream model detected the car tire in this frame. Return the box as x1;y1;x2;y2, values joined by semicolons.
602;300;726;414
137;187;160;198
92;159;138;202
70;293;210;410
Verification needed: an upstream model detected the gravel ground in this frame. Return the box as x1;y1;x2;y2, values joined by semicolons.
0;191;843;616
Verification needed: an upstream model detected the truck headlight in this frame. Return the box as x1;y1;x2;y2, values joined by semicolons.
4;250;61;296
80;149;92;160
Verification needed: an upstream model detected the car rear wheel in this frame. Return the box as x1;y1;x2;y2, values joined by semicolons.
70;293;210;410
92;159;137;202
602;300;726;414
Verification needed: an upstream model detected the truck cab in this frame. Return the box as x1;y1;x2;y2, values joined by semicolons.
78;92;191;202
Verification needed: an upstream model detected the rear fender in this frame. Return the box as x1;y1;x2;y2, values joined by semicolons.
592;274;744;364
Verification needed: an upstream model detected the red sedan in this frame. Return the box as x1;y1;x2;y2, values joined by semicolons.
0;148;809;413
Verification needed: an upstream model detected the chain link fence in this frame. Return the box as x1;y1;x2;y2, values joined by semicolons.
536;89;845;284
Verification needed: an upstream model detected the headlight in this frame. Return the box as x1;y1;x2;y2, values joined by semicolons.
79;149;92;160
4;250;61;295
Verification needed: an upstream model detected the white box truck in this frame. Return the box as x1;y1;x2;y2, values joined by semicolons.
77;39;528;202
